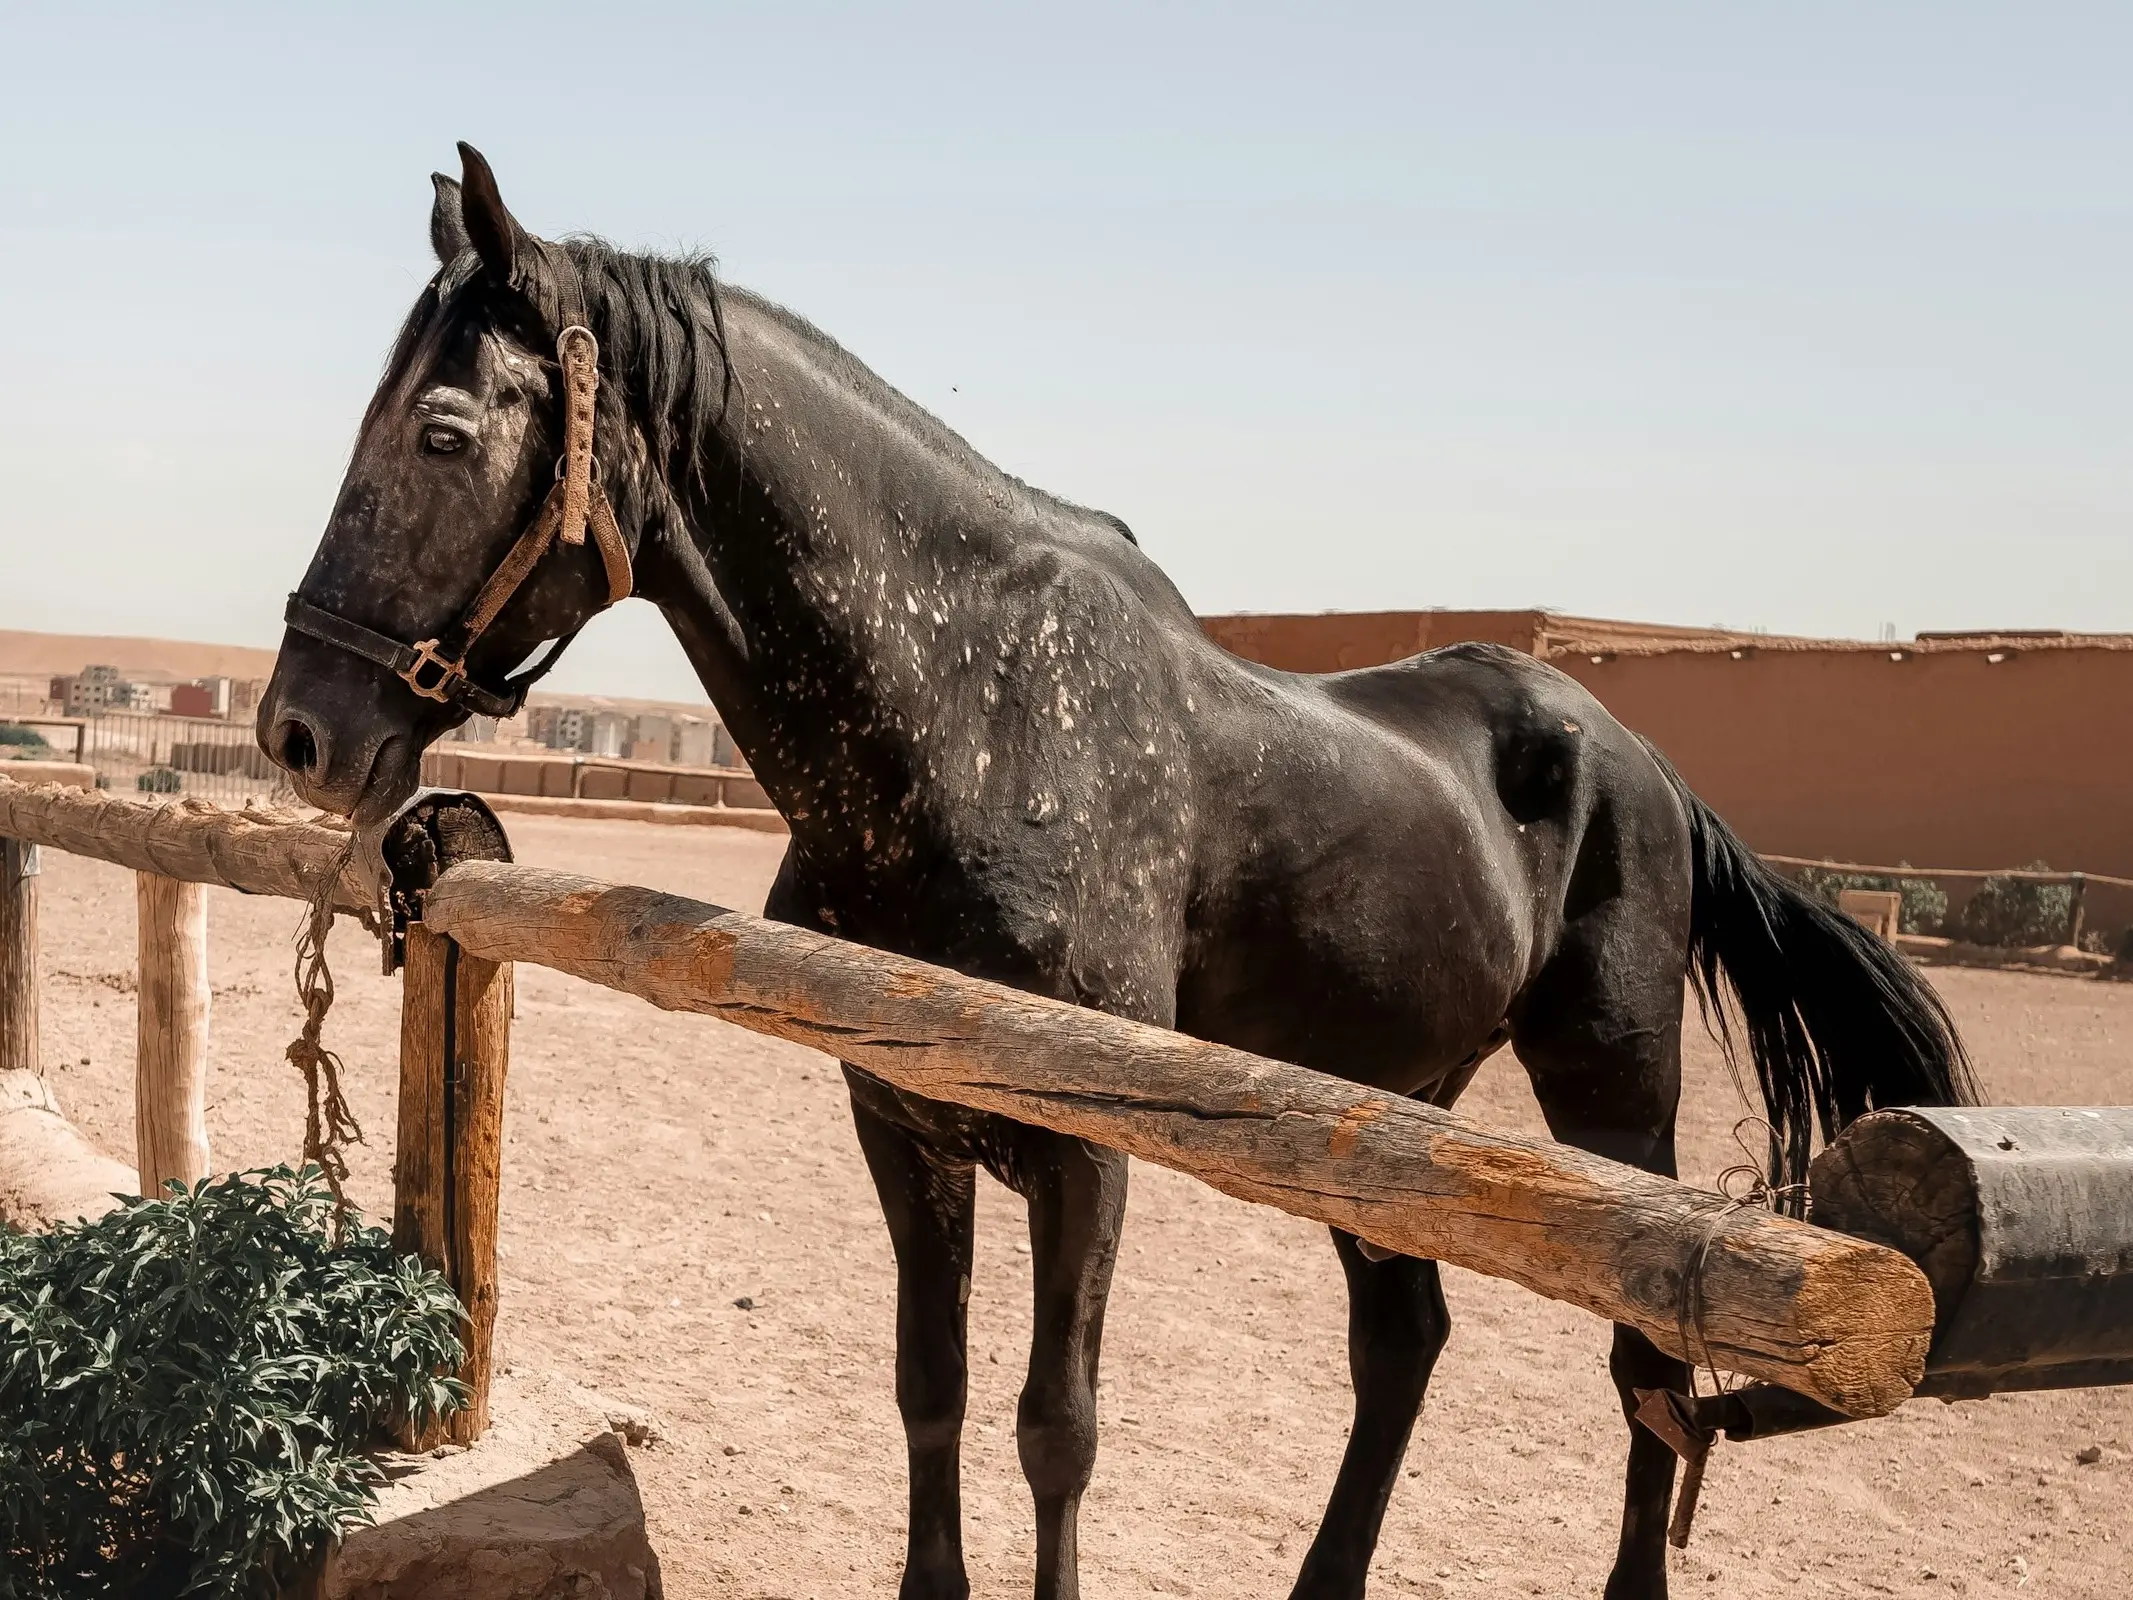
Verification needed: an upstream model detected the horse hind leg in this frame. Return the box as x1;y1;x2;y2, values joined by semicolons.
1510;936;1691;1600
1288;1236;1451;1600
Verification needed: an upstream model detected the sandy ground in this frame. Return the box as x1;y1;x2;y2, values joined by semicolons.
27;815;2133;1598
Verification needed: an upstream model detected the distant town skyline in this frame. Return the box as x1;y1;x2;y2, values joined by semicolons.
5;4;2127;704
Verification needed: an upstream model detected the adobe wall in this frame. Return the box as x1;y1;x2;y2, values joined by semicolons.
1200;611;1547;673
1555;645;2133;880
1201;611;2133;881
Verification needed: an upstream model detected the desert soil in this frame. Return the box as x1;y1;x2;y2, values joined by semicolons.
28;816;2133;1598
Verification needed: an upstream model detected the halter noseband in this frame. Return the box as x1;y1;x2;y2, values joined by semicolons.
284;321;635;721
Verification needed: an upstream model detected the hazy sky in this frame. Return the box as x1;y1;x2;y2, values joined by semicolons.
3;3;2126;701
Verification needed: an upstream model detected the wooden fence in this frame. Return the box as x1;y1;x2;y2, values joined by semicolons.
1764;852;2133;954
0;775;1942;1433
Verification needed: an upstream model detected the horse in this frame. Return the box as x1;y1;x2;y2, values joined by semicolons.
258;145;1973;1600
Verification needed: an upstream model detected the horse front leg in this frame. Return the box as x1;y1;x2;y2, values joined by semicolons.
849;1076;978;1600
1289;1234;1451;1599
1013;1130;1129;1600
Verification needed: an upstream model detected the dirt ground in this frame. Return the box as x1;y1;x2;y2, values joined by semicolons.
29;815;2133;1598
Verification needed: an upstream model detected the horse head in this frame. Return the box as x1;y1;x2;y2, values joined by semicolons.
259;144;643;824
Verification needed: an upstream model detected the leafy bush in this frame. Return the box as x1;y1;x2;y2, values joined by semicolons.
0;725;50;752
1953;863;2074;949
1794;865;1948;936
135;767;182;793
1;1166;466;1598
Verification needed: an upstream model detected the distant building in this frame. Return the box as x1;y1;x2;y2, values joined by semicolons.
528;705;586;750
582;711;628;758
172;677;245;718
169;683;216;718
630;713;676;763
673;716;719;767
55;665;137;717
525;703;630;757
525;700;736;765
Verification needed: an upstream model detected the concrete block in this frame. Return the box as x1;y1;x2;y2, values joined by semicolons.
456;756;505;795
498;760;551;797
669;774;721;807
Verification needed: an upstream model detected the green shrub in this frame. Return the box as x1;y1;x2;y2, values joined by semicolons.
135;767;182;793
0;725;50;752
0;1166;465;1598
1794;865;1948;936
1953;863;2074;949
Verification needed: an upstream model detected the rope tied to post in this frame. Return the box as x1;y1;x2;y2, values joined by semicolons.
1644;1117;1810;1548
284;838;367;1226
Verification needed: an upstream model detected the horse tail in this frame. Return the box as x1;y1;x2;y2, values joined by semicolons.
1644;740;1977;1209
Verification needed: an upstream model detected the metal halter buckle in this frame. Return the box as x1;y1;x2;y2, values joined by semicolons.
399;639;467;702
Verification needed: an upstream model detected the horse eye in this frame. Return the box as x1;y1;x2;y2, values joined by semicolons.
421;426;467;456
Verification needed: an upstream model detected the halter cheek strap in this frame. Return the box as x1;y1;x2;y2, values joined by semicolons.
284;323;634;719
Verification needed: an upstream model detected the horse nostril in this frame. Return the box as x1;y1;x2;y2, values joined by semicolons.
272;719;319;777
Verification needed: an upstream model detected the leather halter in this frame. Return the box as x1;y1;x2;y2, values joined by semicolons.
284;323;634;720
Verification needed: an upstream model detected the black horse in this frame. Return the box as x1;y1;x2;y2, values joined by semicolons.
260;147;1972;1600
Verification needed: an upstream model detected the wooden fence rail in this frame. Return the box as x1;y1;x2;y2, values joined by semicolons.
1762;853;2133;892
0;775;1938;1430
426;862;1930;1416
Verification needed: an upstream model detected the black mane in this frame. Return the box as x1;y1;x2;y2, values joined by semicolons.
367;234;1135;547
363;237;735;509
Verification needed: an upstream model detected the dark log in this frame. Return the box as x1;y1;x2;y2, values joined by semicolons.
1810;1106;2133;1395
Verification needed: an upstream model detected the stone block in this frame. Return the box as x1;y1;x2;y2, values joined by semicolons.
303;1372;660;1600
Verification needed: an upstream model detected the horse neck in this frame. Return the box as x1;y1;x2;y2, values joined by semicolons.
644;289;1011;830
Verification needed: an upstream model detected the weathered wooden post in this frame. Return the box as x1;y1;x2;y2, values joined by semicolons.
396;925;513;1446
135;873;211;1195
380;792;516;1448
2066;872;2088;950
0;838;36;1078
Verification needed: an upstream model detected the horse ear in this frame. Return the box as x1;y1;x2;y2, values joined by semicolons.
429;173;468;266
456;142;525;280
